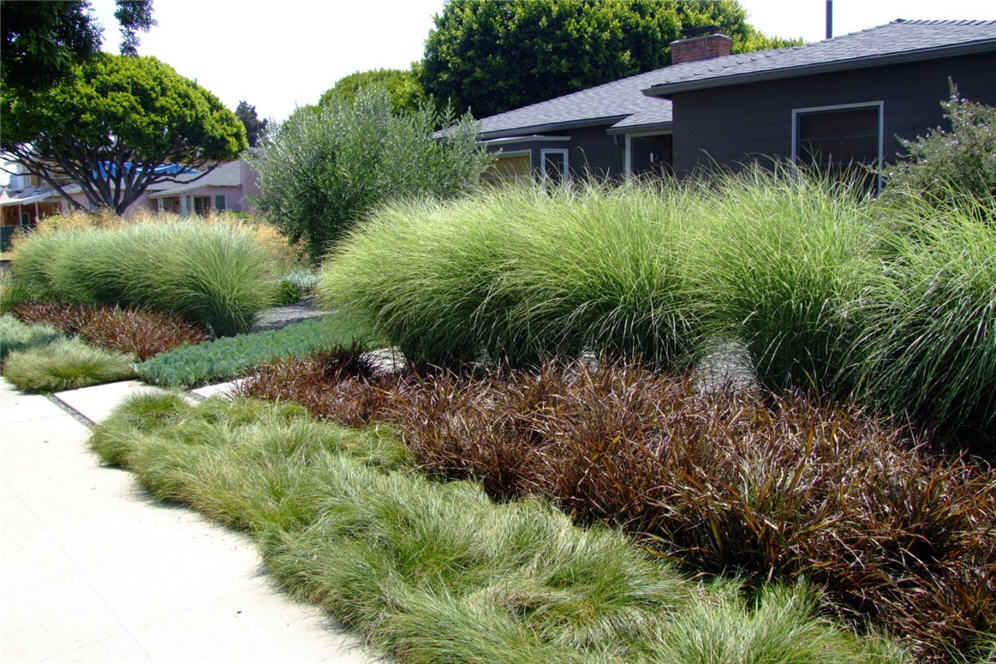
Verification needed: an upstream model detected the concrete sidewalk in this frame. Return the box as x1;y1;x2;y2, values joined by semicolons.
0;377;378;663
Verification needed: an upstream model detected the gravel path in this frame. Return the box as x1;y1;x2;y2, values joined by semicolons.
251;297;334;332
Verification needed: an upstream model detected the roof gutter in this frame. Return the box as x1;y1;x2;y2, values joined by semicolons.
477;115;629;140
606;120;674;135
642;40;996;98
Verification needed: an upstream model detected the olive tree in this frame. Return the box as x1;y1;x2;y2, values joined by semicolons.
251;88;491;261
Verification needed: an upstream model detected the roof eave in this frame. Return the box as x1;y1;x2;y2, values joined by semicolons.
478;115;628;140
606;121;674;135
642;40;996;98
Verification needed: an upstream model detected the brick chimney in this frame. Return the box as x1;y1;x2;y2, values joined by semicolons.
670;25;732;65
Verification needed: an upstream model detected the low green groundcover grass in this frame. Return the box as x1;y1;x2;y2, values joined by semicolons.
0;314;62;360
90;394;908;664
135;313;384;388
3;337;135;392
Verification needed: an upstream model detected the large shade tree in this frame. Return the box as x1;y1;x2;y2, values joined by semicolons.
1;0;154;92
1;53;247;215
319;68;425;115
422;0;801;118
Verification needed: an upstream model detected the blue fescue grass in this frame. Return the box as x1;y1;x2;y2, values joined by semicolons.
135;312;384;388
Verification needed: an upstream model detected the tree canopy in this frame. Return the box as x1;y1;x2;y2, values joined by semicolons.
1;0;154;93
1;53;247;214
319;68;425;115
235;100;270;147
421;0;801;118
251;88;490;261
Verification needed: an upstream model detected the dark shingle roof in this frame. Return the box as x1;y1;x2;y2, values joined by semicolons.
643;19;996;96
472;19;995;139
475;69;673;139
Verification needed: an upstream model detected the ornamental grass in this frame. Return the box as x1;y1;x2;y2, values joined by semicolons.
240;353;995;661
7;220;277;336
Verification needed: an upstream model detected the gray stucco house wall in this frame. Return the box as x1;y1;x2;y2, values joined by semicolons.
667;51;996;175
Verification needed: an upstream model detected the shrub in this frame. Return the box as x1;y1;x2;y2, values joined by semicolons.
274;280;301;305
89;394;905;664
7;220;277;335
136;313;383;387
250;88;492;261
319;182;701;369
280;268;318;296
12;301;209;360
0;314;62;360
684;166;876;393
3;338;136;392
883;84;996;209
851;194;996;446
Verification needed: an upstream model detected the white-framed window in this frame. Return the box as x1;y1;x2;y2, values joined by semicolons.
540;148;569;184
791;101;883;190
214;195;227;211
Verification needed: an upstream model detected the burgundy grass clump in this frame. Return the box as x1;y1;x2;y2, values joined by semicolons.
236;346;404;427
13;302;209;360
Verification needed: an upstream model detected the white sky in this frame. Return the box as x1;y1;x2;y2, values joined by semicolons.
78;0;996;124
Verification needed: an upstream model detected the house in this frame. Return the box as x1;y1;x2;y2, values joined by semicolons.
145;160;261;216
475;20;996;184
0;158;260;250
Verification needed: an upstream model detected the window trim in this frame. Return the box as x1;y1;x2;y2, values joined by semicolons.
791;100;884;191
540;148;569;182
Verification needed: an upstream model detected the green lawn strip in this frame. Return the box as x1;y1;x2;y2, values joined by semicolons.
2;337;135;392
89;394;908;664
135;312;384;388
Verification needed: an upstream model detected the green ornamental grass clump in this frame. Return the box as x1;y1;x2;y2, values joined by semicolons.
684;166;877;394
89;394;908;664
8;220;277;336
136;313;383;387
2;337;135;392
852;193;996;443
0;314;62;360
319;182;701;369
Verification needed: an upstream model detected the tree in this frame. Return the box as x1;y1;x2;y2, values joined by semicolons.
114;0;155;56
1;0;155;93
250;89;491;260
421;0;801;118
235;100;270;147
319;68;425;115
1;53;247;214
